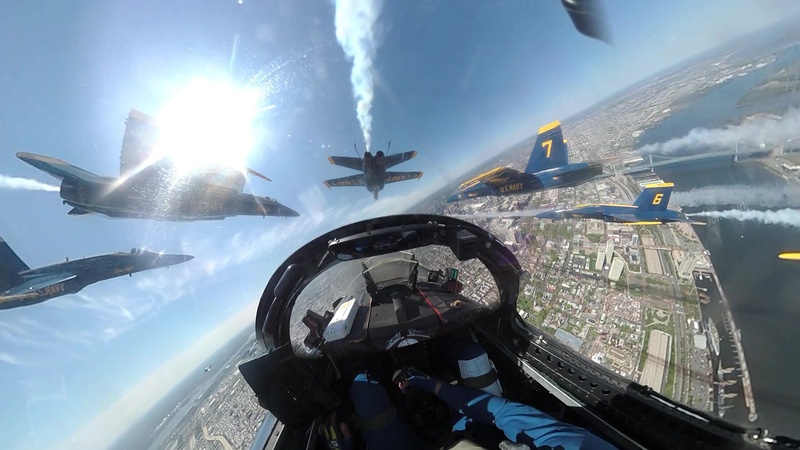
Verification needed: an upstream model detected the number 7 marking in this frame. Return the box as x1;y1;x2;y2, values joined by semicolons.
542;139;552;158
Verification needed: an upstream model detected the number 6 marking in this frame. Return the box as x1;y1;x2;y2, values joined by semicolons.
653;193;663;205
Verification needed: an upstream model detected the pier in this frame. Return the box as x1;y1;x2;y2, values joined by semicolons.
707;269;759;422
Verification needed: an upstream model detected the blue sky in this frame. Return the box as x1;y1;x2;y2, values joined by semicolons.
0;1;797;448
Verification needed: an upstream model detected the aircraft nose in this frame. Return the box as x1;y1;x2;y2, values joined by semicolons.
280;205;300;217
535;211;558;219
446;192;462;203
159;253;194;266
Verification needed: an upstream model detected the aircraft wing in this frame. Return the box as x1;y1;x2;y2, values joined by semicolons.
327;156;363;171
535;209;573;220
384;151;418;169
604;212;660;224
16;152;111;184
384;171;424;184
561;0;611;44
9;273;78;295
323;174;366;189
459;167;521;190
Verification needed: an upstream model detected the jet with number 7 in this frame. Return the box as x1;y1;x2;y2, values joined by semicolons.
536;182;704;225
447;121;603;202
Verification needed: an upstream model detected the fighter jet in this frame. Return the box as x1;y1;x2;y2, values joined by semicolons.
17;110;299;221
447;121;603;202
0;237;193;310
238;214;800;450
536;182;704;225
323;142;424;200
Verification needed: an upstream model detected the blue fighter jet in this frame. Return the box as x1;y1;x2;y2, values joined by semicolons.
447;121;603;202
0;237;193;309
536;182;704;225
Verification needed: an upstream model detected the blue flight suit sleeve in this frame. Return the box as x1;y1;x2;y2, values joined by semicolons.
407;376;617;450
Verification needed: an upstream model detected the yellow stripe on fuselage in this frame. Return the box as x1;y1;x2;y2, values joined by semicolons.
778;252;800;261
573;203;637;209
538;121;561;134
459;166;505;189
644;182;675;188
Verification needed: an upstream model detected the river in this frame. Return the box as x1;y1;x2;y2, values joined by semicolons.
638;32;800;437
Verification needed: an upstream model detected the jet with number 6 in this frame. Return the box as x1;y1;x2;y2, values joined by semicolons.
536;182;704;225
447;121;603;202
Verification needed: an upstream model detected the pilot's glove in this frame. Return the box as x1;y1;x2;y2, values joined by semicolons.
405;375;437;393
395;367;440;394
319;410;354;450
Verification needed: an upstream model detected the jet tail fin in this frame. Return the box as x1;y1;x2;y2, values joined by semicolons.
634;183;674;212
0;238;28;292
524;121;569;174
120;109;159;176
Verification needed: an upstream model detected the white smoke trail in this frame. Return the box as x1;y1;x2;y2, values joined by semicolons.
673;185;800;208
689;208;800;228
639;108;800;154
334;0;383;152
0;175;59;192
453;208;550;220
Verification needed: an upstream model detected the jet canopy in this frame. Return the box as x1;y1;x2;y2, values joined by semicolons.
254;215;524;357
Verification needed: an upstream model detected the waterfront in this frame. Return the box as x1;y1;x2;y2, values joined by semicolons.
631;29;800;436
426;21;800;439
657;160;800;436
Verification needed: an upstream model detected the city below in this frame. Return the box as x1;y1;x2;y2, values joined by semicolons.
143;25;800;448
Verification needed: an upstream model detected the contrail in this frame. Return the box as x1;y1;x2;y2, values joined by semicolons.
689;208;800;228
452;208;551;220
228;32;241;72
673;185;800;208
334;0;383;152
0;175;59;192
639;108;800;154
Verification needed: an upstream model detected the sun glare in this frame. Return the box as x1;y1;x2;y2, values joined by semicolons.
154;78;262;172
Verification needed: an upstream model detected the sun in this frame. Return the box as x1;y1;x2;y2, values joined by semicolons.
153;78;263;173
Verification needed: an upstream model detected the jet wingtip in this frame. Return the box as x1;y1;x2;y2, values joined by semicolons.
16;151;37;161
322;180;332;190
327;156;336;165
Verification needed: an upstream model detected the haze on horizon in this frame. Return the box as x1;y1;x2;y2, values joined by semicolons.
0;1;798;449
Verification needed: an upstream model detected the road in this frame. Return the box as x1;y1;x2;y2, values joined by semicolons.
202;425;234;450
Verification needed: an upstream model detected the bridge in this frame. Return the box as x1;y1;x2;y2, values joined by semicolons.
609;143;774;176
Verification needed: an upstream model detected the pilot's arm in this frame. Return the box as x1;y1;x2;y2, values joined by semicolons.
404;376;617;450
